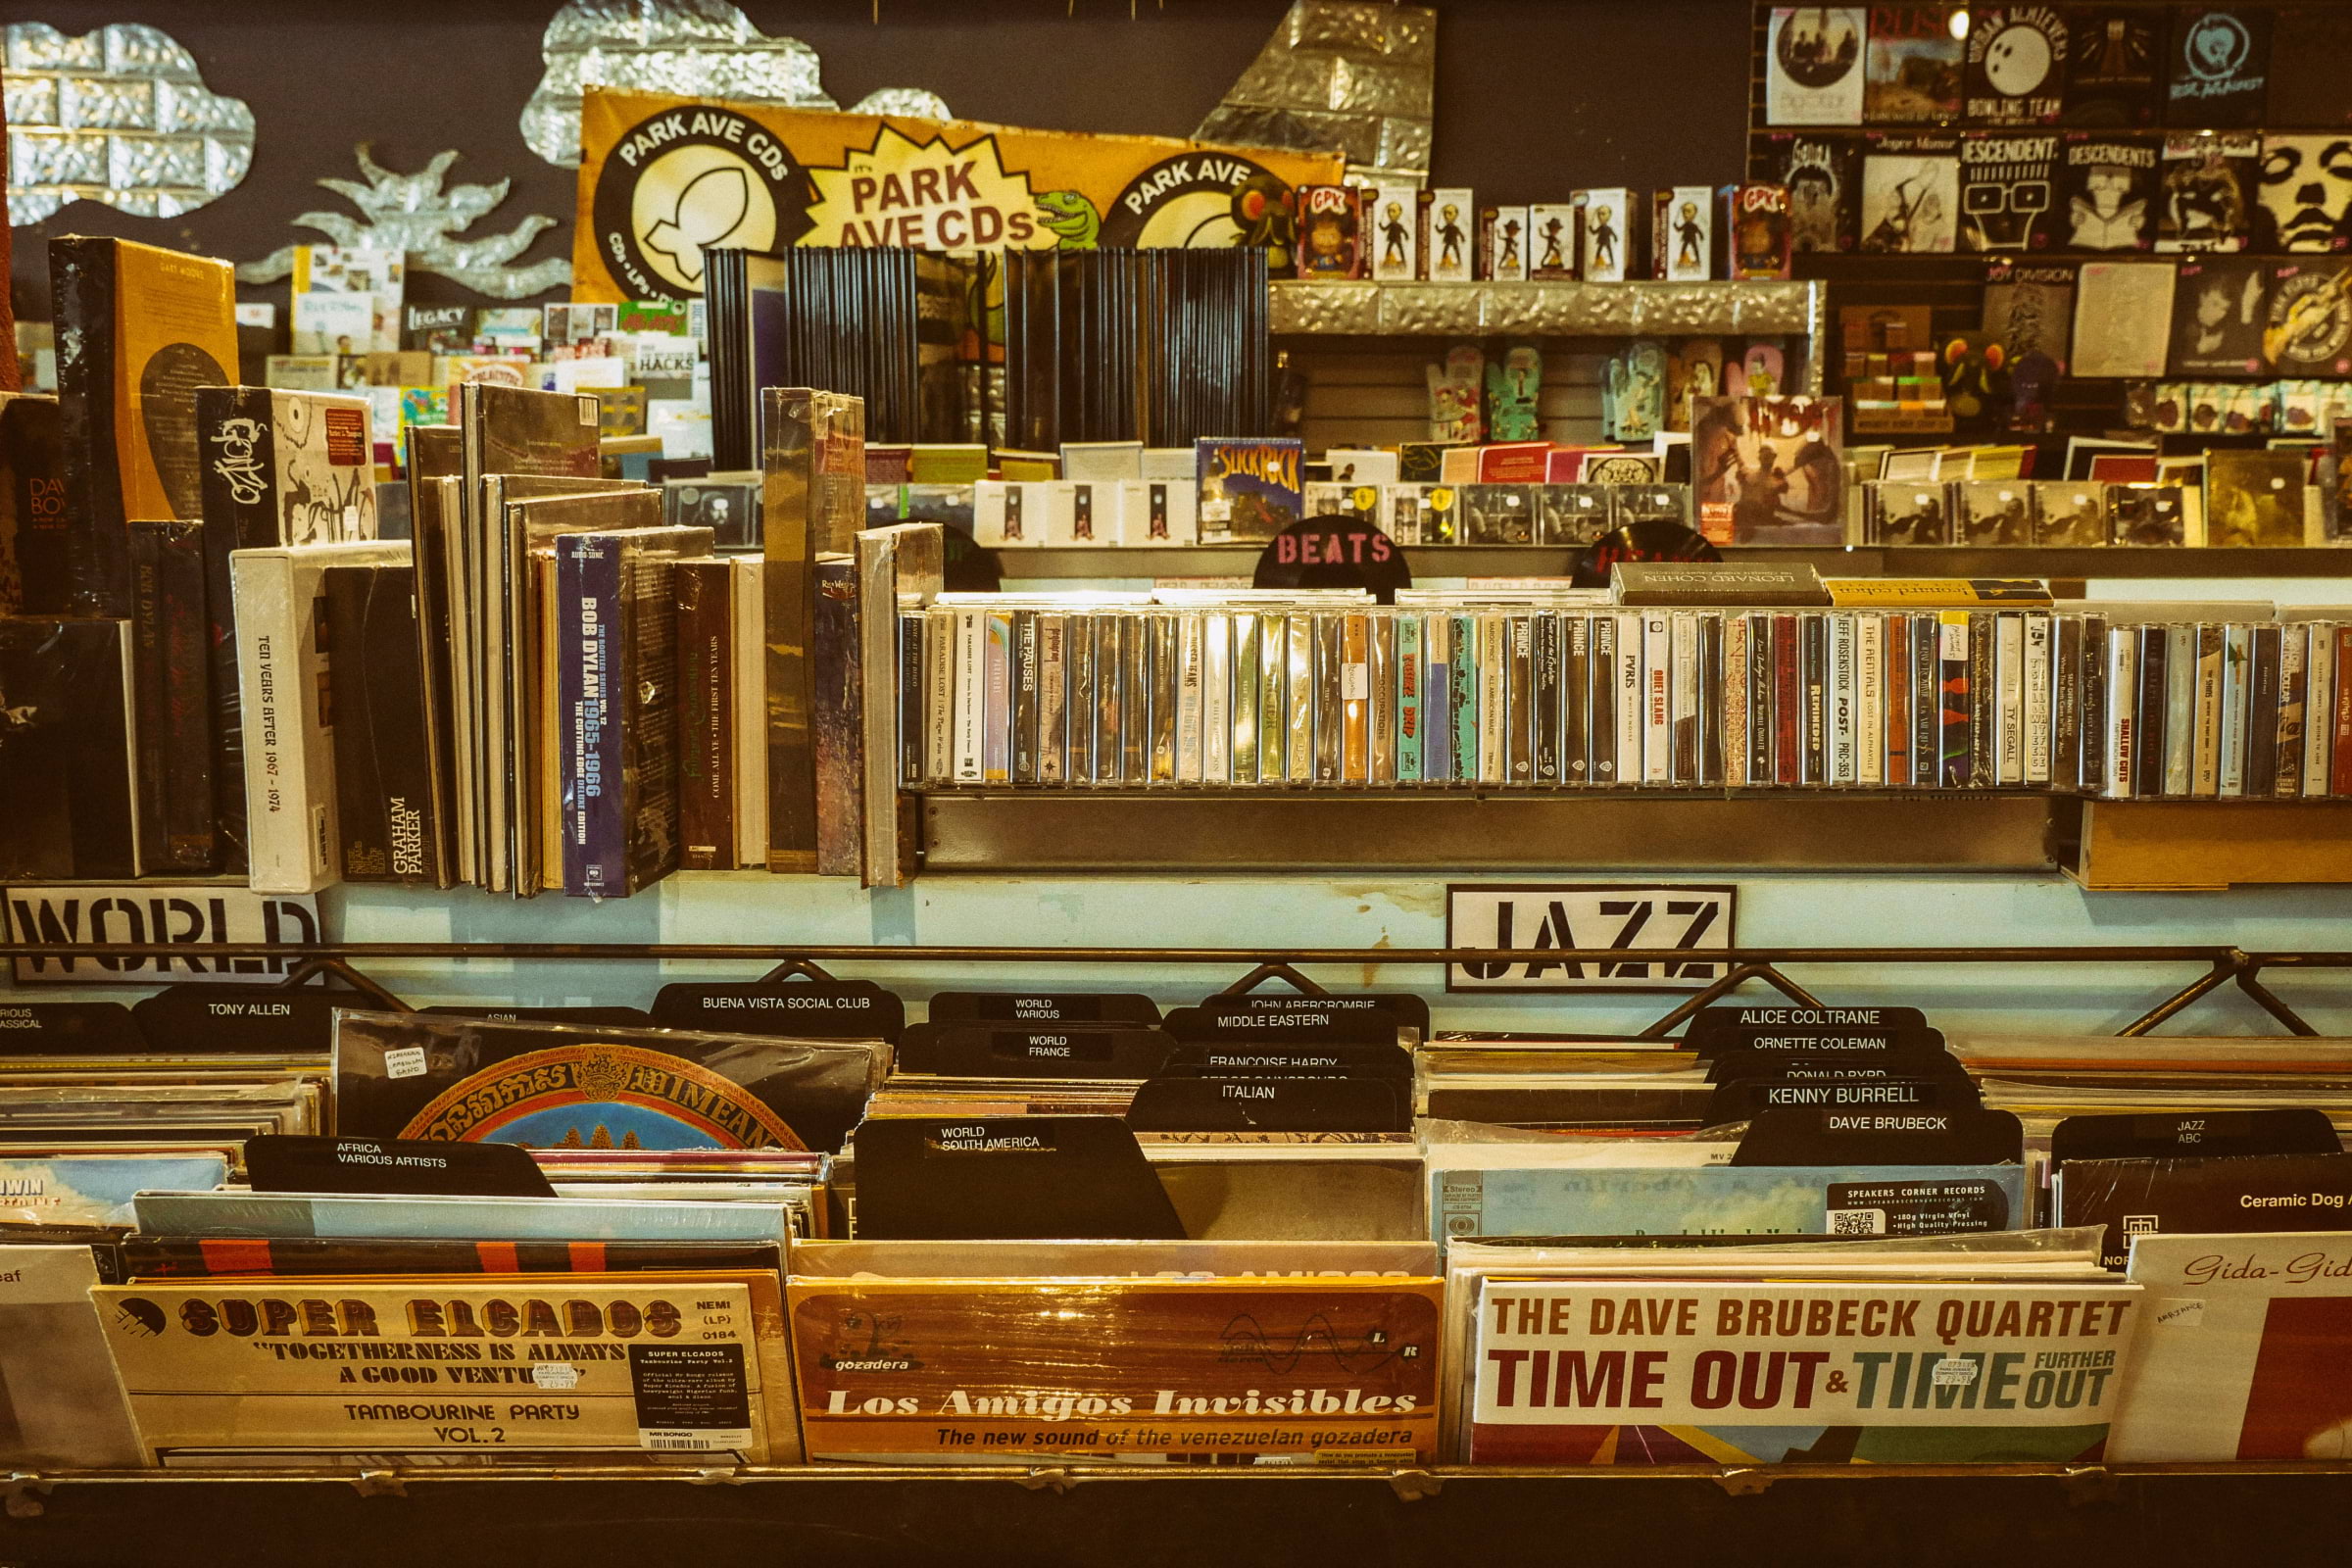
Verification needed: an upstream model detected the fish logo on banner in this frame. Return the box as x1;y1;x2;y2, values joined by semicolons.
592;104;808;298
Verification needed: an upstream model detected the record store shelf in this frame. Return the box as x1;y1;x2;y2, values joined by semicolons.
3;1461;2351;1568
1268;277;1822;338
917;790;2057;872
998;545;2352;581
916;791;2352;887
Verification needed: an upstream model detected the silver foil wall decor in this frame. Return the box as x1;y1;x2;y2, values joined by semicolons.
1194;0;1435;182
3;23;255;225
237;147;572;300
520;0;949;169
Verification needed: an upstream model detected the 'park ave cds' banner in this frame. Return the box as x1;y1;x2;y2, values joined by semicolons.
570;89;1343;303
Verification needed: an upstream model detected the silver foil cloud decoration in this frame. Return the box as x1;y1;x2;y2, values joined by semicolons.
520;0;950;169
237;147;573;300
1195;0;1435;182
3;23;255;225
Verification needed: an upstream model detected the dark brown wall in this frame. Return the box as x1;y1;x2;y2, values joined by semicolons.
8;0;1759;318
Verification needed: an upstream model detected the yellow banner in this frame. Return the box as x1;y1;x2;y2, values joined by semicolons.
571;89;1343;303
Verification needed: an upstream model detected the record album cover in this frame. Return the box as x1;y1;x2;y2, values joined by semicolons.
1864;5;1963;123
1690;396;1846;546
2057;133;2159;251
332;1009;888;1153
2164;8;2270;127
0;618;136;880
2168;256;2271;377
1964;7;2070;124
2254;136;2352;255
2265;261;2352;378
1861;135;1960;252
1954;480;2036;546
1197;439;1303;543
1775;133;1865;252
1767;7;1868;125
2062;6;2165;126
2205;448;2309;547
2157;131;2258;251
1959;132;2060;251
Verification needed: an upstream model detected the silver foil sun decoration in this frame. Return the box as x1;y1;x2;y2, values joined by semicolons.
236;147;573;300
2;22;256;225
520;0;951;169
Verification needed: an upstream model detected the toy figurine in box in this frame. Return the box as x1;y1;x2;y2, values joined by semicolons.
1729;184;1795;278
1579;189;1634;281
1480;207;1529;281
1294;186;1365;279
1428;189;1475;281
1372;181;1420;281
1654;187;1714;280
1529;204;1579;280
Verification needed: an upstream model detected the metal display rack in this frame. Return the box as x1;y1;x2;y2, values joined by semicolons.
8;938;2350;1039
5;935;2351;1565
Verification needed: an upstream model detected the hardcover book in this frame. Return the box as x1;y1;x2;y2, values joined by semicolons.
0;394;69;615
0;618;138;879
324;563;442;886
229;540;412;894
761;387;866;874
126;518;214;873
556;525;711;899
50;236;239;617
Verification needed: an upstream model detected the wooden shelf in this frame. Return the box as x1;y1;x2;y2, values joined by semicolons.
2061;799;2352;891
3;1462;2350;1568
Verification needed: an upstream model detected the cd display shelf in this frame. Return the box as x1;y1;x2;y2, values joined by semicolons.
4;941;2352;1563
912;791;2352;890
998;545;2352;580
